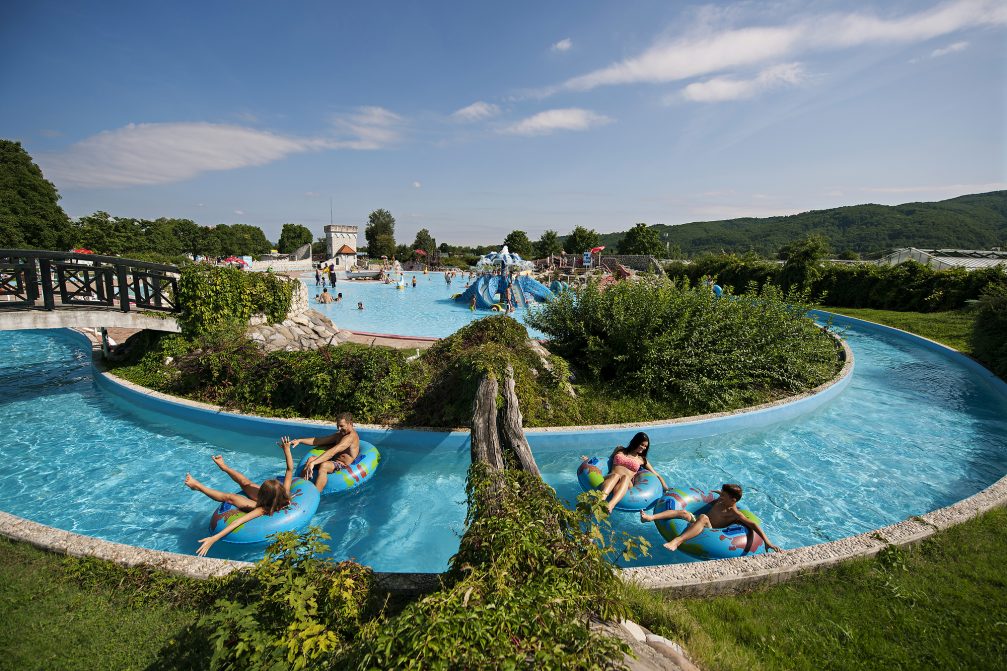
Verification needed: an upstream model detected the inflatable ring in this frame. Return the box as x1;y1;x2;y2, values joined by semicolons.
490;304;503;312
652;487;766;559
576;456;663;511
295;441;380;495
209;477;320;544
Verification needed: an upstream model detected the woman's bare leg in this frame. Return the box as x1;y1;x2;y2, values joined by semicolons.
184;474;257;510
599;472;623;497
212;455;259;499
607;478;633;513
664;514;711;551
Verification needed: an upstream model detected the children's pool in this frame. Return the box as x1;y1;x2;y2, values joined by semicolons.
304;273;546;338
0;320;1005;572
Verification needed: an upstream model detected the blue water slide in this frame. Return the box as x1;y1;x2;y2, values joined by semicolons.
517;276;555;303
509;281;527;308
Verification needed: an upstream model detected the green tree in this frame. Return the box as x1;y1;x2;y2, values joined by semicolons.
617;223;664;256
412;228;436;257
277;223;313;254
564;225;601;254
393;243;412;260
0;139;72;249
778;234;831;289
365;209;396;258
535;230;563;258
502;230;533;258
170;218;202;257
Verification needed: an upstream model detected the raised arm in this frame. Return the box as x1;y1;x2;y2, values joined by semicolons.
287;431;343;449
280;437;294;494
196;507;264;557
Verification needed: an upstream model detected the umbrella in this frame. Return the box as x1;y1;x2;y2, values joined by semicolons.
414;249;427;256
223;256;248;266
72;248;94;254
590;246;605;254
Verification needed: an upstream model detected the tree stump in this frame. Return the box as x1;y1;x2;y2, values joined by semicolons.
470;366;540;476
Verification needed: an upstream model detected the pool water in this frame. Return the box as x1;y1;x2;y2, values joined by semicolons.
304;272;546;338
0;321;1005;571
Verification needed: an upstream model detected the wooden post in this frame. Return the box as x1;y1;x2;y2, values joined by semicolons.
498;366;541;478
471;374;504;470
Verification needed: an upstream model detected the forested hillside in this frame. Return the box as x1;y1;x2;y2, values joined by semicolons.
596;191;1007;257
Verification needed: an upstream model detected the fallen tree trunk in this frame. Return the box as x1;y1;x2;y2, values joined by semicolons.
498;365;540;478
470;374;504;470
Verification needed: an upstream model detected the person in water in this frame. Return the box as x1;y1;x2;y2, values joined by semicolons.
184;438;296;556
287;413;361;493
317;288;333;303
586;432;669;513
643;483;781;553
357;301;364;310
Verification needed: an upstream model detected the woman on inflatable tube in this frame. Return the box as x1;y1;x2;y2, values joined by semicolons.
185;437;313;556
581;432;670;513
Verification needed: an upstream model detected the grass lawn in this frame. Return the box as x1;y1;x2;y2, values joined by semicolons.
626;507;1007;671
822;306;976;355
0;538;199;671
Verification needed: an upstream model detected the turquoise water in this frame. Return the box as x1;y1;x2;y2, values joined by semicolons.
0;322;1005;571
304;273;546;338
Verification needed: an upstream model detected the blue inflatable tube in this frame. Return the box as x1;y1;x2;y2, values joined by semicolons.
209;477;321;544
652;487;766;559
295;441;380;495
576;456;663;511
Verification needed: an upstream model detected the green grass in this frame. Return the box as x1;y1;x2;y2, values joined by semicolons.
625;507;1007;671
823;306;976;354
0;538;200;671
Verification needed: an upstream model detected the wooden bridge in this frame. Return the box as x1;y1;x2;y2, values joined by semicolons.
0;249;181;332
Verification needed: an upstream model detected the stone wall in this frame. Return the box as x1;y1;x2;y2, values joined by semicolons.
247;258;314;273
246;280;350;351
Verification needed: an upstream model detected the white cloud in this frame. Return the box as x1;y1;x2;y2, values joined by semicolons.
451;101;501;122
40;107;404;188
860;182;1007;194
678;62;805;102
412;181;422;188
931;40;970;57
552;38;573;52
553;0;1005;93
304;191;320;197
501;108;612;136
234;209;244;215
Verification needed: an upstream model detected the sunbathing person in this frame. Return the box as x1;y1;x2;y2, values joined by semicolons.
287;413;361;492
586;432;668;513
184;438;295;556
645;483;782;553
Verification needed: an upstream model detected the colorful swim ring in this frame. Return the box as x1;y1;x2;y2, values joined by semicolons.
652;487;766;559
209;477;320;544
576;456;664;511
295;441;380;495
490;304;503;311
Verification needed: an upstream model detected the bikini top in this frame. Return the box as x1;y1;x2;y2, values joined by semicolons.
611;451;642;473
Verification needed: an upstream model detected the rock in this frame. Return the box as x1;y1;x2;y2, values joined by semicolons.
620;619;647;643
281;319;295;328
645;634;700;671
276;326;295;340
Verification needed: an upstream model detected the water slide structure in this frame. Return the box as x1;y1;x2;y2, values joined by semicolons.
454;274;556;310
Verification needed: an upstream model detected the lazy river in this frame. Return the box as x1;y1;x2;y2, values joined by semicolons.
0;315;1005;572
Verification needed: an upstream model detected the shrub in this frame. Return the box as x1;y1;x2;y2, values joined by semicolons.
353;464;642;669
176;264;294;337
971;284;1007;377
526;279;841;414
409;315;579;427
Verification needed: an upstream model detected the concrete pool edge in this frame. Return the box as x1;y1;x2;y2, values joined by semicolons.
81;327;855;451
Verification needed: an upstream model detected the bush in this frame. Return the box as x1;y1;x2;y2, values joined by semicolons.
409;316;579;427
526;279;841;414
176;264;294;337
972;284;1007;377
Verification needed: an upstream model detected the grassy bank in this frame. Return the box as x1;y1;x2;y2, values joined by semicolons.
823;306;976;354
625;506;1007;671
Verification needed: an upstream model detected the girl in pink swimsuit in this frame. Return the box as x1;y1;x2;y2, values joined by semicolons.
596;432;668;514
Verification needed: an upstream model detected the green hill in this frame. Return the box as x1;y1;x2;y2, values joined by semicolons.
594;191;1007;258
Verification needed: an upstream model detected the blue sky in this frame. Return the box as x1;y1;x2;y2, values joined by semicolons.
2;0;1005;246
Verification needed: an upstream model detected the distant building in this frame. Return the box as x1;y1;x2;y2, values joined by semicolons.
324;225;359;271
876;248;1007;271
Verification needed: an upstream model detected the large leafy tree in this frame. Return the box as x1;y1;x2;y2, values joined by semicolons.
535;230;563;258
0;139;72;249
503;230;533;258
412;228;436;257
564;226;601;254
778;234;831;289
365;209;396;258
277;223;313;254
171;218;202;257
617;223;664;256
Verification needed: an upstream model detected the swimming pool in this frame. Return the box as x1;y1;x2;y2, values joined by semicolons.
0;318;1004;572
304;272;546;338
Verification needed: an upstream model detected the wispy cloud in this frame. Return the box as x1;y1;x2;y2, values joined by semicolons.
412;181;422;188
501;108;612;136
41;107;404;188
860;181;1007;194
551;38;573;52
931;40;970;57
678;62;805;102
451;101;501;122
548;0;1005;94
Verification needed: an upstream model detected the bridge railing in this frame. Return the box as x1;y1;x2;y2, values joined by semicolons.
0;249;180;313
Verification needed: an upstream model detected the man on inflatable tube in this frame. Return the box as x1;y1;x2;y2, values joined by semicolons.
287;412;360;493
